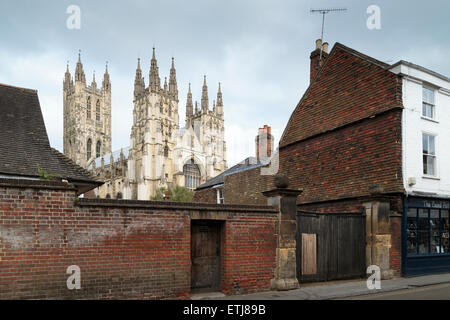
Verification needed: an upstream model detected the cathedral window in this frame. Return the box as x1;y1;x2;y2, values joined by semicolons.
96;100;101;121
164;145;169;157
87;97;91;119
183;159;201;190
86;138;92;161
96;140;101;158
116;192;123;199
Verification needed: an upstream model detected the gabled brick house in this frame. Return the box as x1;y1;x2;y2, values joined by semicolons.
213;40;450;278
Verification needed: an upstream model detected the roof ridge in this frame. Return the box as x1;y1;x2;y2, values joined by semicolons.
49;147;102;182
333;42;391;69
0;83;37;93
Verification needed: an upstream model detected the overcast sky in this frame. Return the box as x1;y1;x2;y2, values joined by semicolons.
1;0;449;167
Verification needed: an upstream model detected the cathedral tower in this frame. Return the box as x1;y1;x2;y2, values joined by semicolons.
185;76;227;180
63;52;112;168
125;49;180;200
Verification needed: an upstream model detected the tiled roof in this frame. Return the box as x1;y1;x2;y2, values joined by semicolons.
280;42;403;148
0;83;102;192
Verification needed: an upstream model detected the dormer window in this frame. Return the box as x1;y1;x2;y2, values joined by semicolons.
422;86;435;119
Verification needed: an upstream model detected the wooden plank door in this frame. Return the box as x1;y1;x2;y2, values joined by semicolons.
191;222;221;292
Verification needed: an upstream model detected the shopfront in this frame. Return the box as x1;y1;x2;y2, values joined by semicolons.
403;196;450;276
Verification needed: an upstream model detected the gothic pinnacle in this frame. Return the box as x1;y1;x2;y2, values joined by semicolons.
169;57;178;99
201;75;209;111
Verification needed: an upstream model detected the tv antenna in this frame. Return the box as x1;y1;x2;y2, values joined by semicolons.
311;7;347;60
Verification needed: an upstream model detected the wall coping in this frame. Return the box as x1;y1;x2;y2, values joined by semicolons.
77;198;279;213
0;178;77;191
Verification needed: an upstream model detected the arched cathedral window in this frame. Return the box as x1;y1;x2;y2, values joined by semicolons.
164;145;169;157
96;140;101;158
87;97;91;119
96;100;101;121
86;138;92;161
183;159;201;190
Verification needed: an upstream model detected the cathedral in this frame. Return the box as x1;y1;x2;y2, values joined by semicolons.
63;49;227;200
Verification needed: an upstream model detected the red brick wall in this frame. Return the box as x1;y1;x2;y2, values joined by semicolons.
222;213;277;294
0;179;277;299
224;167;275;205
390;215;402;276
280;109;404;204
193;188;217;203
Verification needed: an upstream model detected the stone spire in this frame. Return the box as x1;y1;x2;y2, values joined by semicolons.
164;77;168;92
216;82;223;116
195;101;198;113
149;47;161;92
169;57;178;100
64;61;72;90
75;50;86;83
134;58;145;99
102;62;111;92
91;71;97;90
186;83;193;124
201;75;209;112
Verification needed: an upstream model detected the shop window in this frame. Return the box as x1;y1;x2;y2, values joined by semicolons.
407;207;450;255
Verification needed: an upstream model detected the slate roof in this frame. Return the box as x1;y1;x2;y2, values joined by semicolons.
196;156;267;190
0;83;102;193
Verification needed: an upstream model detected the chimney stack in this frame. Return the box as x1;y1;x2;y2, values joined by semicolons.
310;39;329;83
255;125;274;162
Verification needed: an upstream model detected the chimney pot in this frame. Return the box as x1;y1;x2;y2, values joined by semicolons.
323;42;329;54
315;39;322;50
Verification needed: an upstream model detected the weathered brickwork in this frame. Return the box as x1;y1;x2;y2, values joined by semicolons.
224;167;275;205
280;109;404;204
192;188;217;203
222;214;277;294
0;179;277;299
390;215;402;276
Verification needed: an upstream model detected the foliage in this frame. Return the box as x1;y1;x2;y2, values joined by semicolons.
150;185;194;202
37;164;60;181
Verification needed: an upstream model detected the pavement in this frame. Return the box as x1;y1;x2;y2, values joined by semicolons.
191;273;450;300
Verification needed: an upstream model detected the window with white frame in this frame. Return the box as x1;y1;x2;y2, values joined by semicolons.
422;86;435;119
422;133;436;176
216;188;224;204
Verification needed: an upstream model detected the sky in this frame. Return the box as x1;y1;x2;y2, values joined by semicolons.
1;0;449;167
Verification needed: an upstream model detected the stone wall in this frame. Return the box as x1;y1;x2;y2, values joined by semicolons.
0;178;277;299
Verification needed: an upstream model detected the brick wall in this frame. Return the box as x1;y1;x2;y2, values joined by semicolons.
280;109;404;204
222;213;277;294
193;187;217;203
223;167;275;205
0;179;277;299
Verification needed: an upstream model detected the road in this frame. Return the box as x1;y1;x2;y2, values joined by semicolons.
342;282;450;300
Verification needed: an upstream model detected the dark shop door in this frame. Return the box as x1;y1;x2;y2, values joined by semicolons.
191;221;221;292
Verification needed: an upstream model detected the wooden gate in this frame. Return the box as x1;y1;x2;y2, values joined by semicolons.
297;212;366;282
191;221;222;292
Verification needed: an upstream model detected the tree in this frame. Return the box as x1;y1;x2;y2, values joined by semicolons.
150;185;194;202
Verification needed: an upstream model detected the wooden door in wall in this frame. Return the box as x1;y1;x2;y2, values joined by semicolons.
191;221;221;292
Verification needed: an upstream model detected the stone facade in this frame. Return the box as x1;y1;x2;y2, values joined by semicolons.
64;49;227;200
63;53;112;168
